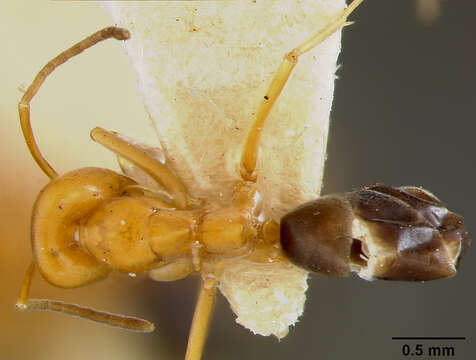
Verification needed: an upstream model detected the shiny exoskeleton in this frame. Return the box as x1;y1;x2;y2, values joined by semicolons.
280;185;470;281
15;3;468;358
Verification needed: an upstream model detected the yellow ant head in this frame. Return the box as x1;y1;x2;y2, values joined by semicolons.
31;167;135;288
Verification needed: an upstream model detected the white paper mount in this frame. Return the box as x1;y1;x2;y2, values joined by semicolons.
101;0;346;339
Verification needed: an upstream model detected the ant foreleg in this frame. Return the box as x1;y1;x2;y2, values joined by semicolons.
91;127;190;209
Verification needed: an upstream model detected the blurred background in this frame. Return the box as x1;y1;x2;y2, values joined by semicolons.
0;1;474;359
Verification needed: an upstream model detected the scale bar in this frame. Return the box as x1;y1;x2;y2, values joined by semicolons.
392;337;466;340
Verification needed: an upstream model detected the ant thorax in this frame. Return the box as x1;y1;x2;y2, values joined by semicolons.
116;140;306;339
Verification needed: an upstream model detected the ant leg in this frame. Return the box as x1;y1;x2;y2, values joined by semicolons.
18;27;131;179
91;127;190;209
15;261;35;310
185;278;217;360
240;0;364;181
122;184;176;207
15;261;154;332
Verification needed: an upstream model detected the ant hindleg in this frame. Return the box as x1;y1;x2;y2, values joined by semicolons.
185;278;217;360
239;0;364;182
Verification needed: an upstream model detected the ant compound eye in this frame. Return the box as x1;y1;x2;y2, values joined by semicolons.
280;185;470;281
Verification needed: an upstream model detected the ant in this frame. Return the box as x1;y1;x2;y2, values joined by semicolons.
14;1;468;359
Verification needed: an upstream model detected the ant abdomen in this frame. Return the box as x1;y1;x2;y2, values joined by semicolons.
280;185;470;281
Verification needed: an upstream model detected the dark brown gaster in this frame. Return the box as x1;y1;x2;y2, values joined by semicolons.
281;185;470;281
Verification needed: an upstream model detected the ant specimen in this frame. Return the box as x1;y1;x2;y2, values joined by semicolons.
15;1;469;359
